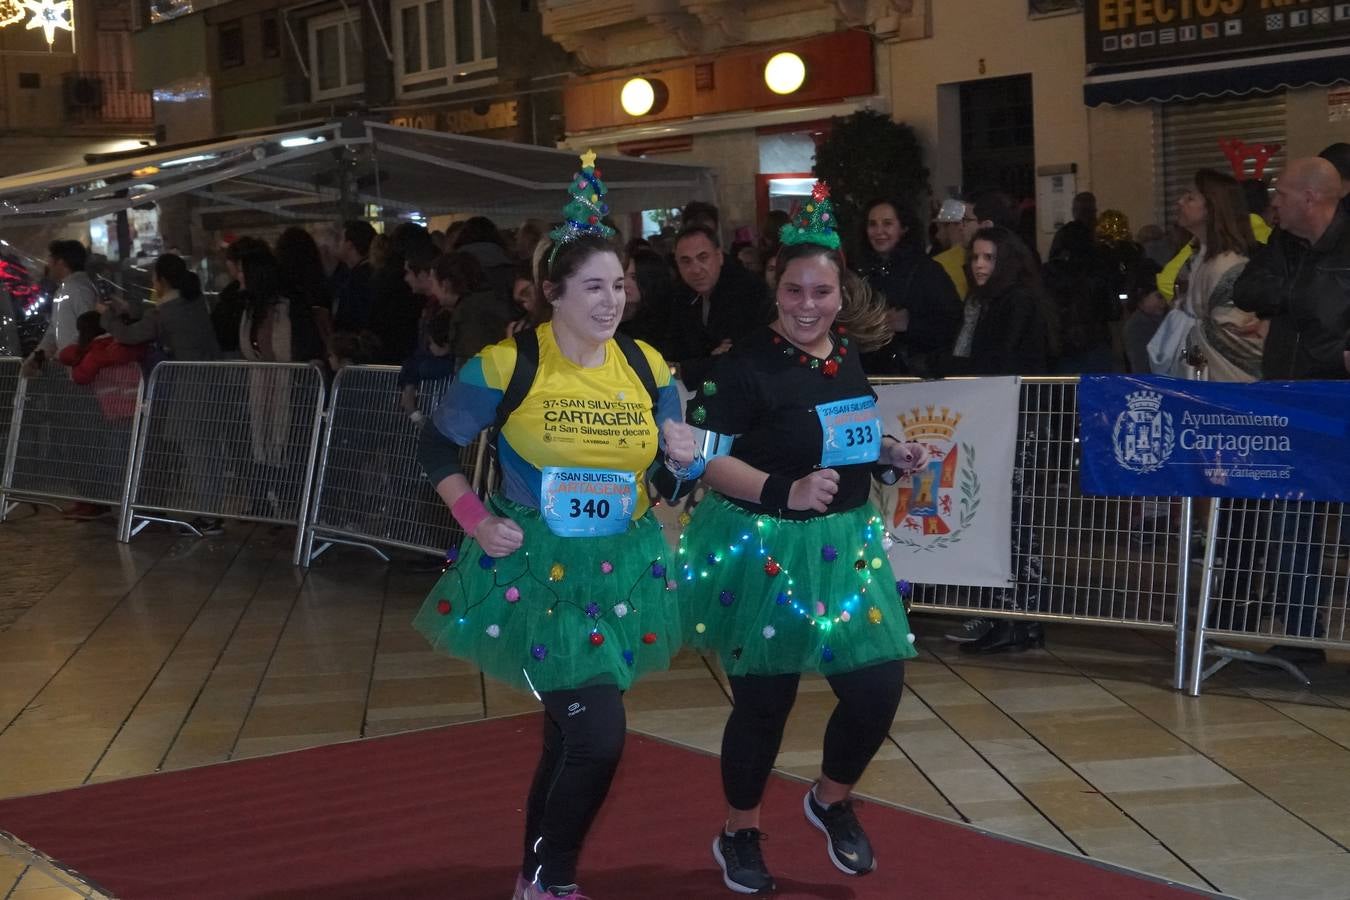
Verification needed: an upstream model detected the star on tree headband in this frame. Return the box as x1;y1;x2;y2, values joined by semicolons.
779;181;841;251
549;150;616;249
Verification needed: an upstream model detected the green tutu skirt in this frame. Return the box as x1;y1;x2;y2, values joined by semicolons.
412;497;681;693
679;494;918;677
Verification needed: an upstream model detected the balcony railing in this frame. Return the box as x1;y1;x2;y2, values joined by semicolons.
62;72;154;127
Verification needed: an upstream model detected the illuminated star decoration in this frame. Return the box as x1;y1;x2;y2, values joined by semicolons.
23;0;72;46
0;0;26;28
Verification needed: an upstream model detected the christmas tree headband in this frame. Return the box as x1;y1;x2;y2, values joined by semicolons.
779;181;841;251
548;150;616;266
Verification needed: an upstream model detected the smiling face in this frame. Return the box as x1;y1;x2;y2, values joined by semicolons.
546;250;626;346
970;239;997;287
866;203;904;256
774;251;841;350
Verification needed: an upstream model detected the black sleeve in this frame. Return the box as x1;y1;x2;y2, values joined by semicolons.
1233;234;1288;318
904;261;964;355
418;418;470;486
1002;290;1049;375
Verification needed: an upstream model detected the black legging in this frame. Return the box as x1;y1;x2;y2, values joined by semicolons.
722;660;905;811
521;684;627;888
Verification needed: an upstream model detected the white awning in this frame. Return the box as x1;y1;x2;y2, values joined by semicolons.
0;118;716;228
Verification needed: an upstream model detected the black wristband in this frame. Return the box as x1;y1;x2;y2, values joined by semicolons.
759;474;793;511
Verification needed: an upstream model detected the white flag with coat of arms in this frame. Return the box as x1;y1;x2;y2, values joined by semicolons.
871;378;1018;588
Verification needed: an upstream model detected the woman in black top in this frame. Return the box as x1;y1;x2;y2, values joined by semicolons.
946;226;1050;655
855;198;963;377
680;184;927;894
946;226;1049;377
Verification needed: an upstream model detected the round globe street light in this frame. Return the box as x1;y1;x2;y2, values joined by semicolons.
764;52;806;96
621;78;656;117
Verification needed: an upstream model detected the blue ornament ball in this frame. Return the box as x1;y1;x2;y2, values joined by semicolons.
531;643;548;661
775;592;790;606
719;590;735;607
622;650;635;665
822;646;835;663
822;545;839;562
446;546;460;564
478;555;496;570
651;563;666;578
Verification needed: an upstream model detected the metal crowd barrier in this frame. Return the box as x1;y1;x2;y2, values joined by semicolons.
0;360;143;520
0;358;20;518
117;361;326;565
883;377;1193;690
301;365;486;566
1189;498;1349;693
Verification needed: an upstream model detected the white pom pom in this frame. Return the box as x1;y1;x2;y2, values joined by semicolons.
762;626;776;639
486;625;501;638
907;633;916;643
614;603;629;618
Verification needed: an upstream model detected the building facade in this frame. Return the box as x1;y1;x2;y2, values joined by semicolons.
0;0;155;177
543;0;1350;255
131;0;571;147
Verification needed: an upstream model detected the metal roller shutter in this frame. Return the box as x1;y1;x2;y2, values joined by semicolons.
1156;92;1286;225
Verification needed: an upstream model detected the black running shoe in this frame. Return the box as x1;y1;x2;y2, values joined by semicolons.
712;828;776;894
803;787;876;876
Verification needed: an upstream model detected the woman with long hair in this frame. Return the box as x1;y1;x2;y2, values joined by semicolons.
856;197;963;377
944;226;1050;655
274;227;335;346
619;247;671;344
1172;169;1262;382
679;185;927;894
947;226;1049;377
413;156;699;900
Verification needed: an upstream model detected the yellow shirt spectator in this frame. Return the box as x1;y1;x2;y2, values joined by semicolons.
935;244;968;300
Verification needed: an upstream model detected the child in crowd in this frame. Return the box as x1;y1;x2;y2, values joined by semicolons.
399;308;455;425
58;310;147;421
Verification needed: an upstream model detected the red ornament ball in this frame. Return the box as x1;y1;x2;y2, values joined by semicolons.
436;599;451;615
799;354;809;364
764;560;782;577
822;359;840;378
642;632;658;645
836;326;848;335
590;632;605;647
588;216;599;224
854;559;867;571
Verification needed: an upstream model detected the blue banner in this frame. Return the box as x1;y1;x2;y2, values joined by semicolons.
1078;375;1350;501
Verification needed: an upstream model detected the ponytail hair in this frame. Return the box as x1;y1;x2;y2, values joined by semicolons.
154;253;203;301
774;242;892;353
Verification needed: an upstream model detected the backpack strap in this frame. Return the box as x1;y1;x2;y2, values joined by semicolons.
612;331;659;414
492;328;659;439
493;327;540;436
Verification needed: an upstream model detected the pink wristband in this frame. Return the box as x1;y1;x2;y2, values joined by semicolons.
451;491;490;535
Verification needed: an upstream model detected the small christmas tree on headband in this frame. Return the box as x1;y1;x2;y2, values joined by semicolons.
779;181;841;251
550;149;616;246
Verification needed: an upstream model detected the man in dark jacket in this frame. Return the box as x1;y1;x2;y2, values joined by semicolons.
332;220;376;332
660;225;768;389
1231;157;1350;663
1235;157;1350;381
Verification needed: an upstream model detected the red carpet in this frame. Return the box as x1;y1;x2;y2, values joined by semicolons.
0;715;1212;899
